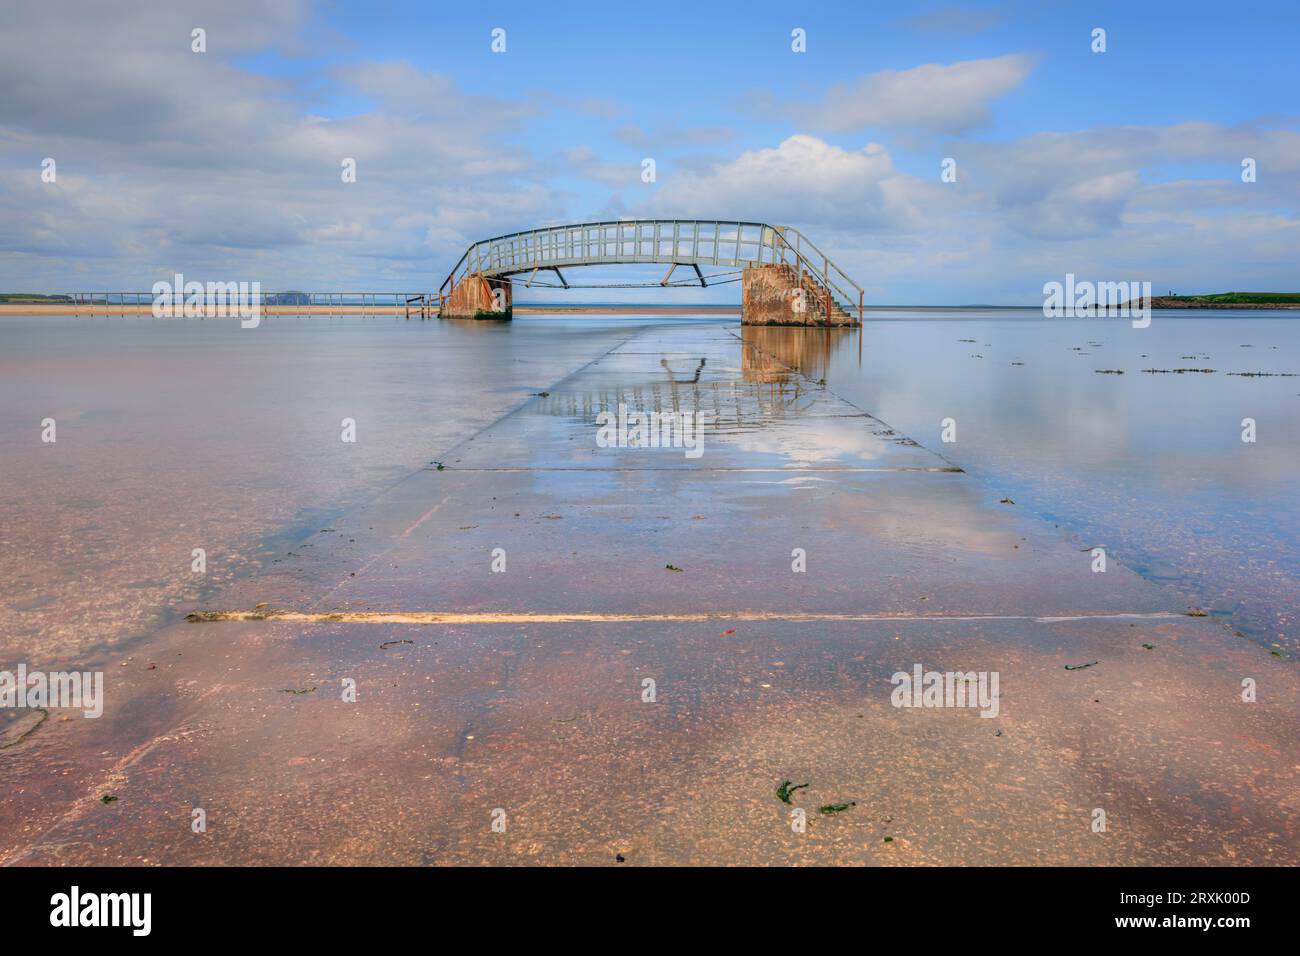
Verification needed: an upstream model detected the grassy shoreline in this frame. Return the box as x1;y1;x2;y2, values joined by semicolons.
1142;293;1300;308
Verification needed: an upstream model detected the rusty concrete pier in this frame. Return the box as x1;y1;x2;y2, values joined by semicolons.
440;274;512;320
439;219;863;326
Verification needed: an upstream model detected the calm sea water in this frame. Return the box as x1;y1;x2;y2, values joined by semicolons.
1;310;1296;662
825;310;1300;652
0;314;646;659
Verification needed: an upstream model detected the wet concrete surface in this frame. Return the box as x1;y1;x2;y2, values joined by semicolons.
2;324;1296;865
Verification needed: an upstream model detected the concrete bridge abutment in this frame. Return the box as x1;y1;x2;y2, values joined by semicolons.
741;263;857;327
442;274;512;320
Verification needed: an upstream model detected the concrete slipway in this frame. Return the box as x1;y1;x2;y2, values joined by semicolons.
2;324;1295;865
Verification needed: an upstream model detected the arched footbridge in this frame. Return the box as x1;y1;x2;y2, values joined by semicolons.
438;219;864;326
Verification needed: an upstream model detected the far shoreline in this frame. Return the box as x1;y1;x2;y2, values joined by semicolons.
3;299;1300;317
0;303;743;316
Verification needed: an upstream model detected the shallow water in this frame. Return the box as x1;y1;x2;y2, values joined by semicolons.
2;311;1297;866
0;314;671;660
819;311;1300;651
1;310;1297;664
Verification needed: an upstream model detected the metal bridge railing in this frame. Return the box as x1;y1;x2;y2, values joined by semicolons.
38;292;443;319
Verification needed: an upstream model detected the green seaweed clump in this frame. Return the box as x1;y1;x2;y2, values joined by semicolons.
819;801;857;815
776;780;808;804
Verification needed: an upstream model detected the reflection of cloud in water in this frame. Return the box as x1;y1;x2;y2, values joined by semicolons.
726;416;891;466
741;475;834;486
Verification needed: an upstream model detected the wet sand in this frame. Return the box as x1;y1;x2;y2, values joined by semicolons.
1;324;1296;865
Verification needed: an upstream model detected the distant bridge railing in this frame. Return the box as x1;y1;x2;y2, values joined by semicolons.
20;292;444;318
439;219;864;322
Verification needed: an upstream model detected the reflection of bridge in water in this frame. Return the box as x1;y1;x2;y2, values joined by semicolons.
534;325;859;429
740;326;854;384
439;219;864;327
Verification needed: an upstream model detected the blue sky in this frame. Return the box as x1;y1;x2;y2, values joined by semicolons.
1;0;1297;302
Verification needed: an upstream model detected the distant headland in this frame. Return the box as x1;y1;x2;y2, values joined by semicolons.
1139;292;1300;309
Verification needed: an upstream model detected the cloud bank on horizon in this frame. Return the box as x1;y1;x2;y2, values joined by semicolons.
0;0;1296;304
